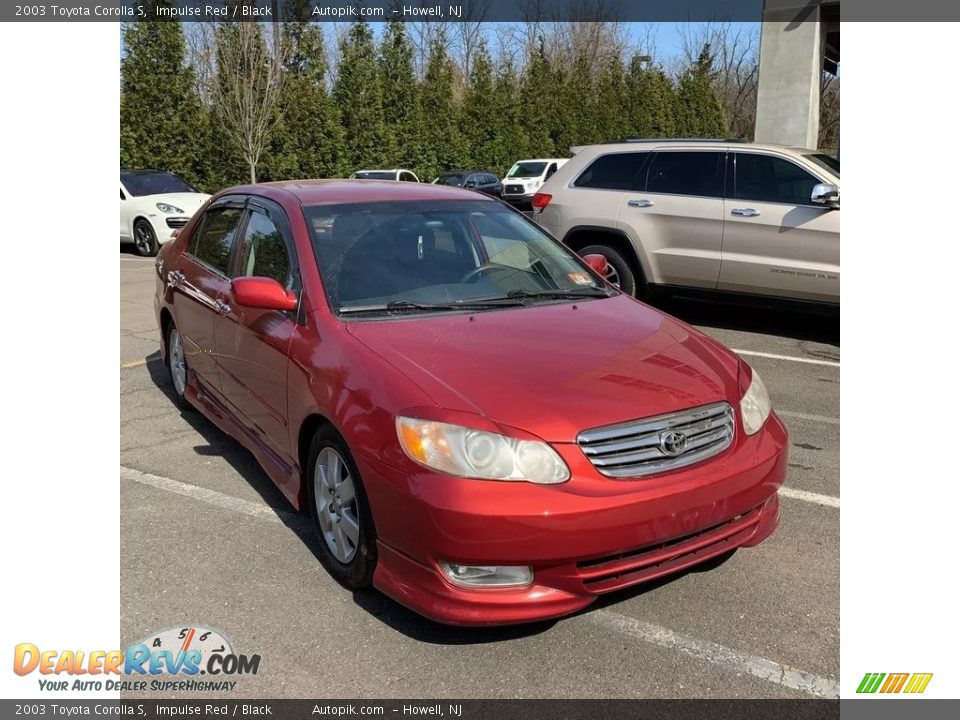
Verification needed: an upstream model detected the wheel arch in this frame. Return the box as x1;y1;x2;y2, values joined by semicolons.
562;225;650;287
296;412;337;509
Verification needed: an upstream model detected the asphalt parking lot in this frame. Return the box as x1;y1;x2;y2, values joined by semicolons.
120;249;840;699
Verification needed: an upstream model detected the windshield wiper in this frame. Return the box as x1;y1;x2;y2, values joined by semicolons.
505;288;613;300
339;298;526;315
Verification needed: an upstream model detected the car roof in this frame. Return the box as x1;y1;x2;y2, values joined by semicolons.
512;158;566;163
570;139;813;154
227;179;493;205
441;169;491;175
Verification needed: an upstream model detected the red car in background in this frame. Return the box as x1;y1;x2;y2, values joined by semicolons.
154;180;787;626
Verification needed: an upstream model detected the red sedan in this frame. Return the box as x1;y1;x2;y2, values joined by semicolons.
154;180;787;626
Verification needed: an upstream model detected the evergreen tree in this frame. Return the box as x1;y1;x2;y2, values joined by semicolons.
460;40;499;172
595;55;628;143
378;19;421;172
518;40;556;158
419;32;467;179
489;60;529;175
266;7;346;180
625;55;678;138
333;20;390;171
554;53;599;152
675;44;727;137
120;13;204;186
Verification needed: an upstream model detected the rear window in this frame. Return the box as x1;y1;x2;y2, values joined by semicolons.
574;152;649;190
645;152;724;198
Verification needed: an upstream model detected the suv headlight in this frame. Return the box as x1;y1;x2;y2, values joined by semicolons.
740;366;771;435
156;202;184;214
396;417;569;484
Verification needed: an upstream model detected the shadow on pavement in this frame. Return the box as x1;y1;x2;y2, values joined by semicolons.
649;295;839;347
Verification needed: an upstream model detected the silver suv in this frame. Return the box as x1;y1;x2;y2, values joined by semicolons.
534;140;839;306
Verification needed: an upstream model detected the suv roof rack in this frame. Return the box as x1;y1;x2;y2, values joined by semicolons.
602;137;747;144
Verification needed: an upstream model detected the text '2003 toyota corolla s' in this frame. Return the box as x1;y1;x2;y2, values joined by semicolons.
154;179;787;626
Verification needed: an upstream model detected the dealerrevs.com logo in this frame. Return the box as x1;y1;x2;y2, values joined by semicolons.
856;672;933;694
13;625;260;692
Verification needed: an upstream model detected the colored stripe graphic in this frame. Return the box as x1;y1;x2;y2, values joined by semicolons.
857;672;932;694
856;673;885;693
880;673;908;693
904;673;933;694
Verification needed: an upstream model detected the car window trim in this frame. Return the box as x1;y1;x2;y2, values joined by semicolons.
732;151;830;208
640;149;727;200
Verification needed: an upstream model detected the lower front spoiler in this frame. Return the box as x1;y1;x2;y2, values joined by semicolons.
372;493;780;626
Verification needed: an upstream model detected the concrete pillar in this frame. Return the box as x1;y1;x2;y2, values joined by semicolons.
754;5;822;148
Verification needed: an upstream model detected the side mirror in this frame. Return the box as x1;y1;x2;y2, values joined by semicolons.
582;253;609;277
811;182;840;208
464;180;476;188
231;277;298;312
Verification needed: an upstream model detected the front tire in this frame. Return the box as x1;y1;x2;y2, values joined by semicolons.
307;427;377;588
579;244;639;297
133;219;159;257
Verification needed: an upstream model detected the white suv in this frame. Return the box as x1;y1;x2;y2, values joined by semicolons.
501;158;568;209
534;140;839;306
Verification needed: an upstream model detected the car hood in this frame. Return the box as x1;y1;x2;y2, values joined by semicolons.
141;192;210;213
344;295;742;442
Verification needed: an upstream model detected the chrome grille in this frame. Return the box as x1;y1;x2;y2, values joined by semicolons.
577;402;735;478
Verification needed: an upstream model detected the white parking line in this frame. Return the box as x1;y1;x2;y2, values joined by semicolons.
779;486;840;508
777;410;840;426
120;465;308;530
586;610;840;698
733;349;840;368
122;463;838;698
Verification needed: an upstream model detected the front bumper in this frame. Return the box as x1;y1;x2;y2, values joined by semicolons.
360;413;788;626
148;215;189;244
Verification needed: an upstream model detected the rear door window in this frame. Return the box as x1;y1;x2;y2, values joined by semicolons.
574;152;649;190
645;151;724;198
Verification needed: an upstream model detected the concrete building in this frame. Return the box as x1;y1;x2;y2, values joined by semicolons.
754;0;840;149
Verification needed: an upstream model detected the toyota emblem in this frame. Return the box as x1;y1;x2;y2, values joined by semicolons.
659;430;688;456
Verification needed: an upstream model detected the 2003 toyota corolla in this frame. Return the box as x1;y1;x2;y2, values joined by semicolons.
154;179;787;626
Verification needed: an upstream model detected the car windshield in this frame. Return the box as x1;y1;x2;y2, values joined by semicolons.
506;162;547;178
353;171;396;180
804;153;840;177
305;200;613;316
435;174;466;186
121;171;195;196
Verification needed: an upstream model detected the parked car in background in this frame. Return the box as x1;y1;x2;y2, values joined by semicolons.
120;170;210;257
154;178;786;626
535;139;840;305
350;169;420;182
501;158;568;209
432;170;503;197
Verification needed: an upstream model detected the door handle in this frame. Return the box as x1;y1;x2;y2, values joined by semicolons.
627;199;654;208
731;208;760;217
167;270;185;288
215;299;231;315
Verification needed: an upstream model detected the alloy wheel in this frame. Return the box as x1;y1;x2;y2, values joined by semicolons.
313;447;361;563
169;328;187;397
135;225;153;255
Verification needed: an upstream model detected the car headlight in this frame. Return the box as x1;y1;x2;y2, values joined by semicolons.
740;366;771;435
396;417;569;484
156;202;184;214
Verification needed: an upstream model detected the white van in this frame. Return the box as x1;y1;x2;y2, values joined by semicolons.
501;158;568;208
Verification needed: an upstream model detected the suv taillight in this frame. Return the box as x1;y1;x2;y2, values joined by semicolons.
531;193;552;210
